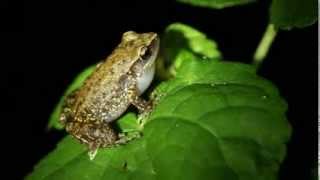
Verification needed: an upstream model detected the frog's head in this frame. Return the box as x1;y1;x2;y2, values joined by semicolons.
122;31;159;68
122;31;159;94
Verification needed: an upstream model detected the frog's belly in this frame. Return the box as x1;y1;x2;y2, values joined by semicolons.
102;63;155;121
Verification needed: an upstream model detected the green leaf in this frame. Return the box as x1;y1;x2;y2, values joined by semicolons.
29;23;291;180
162;23;221;62
270;0;318;29
48;65;96;129
161;23;221;78
176;0;256;9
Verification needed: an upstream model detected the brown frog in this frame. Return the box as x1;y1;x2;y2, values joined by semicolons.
60;31;159;159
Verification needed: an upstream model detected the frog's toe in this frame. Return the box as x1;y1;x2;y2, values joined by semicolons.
88;149;98;160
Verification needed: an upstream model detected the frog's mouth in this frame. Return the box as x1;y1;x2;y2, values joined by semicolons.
140;37;159;69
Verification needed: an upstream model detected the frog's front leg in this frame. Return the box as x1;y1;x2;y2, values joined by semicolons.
127;85;154;126
131;95;152;113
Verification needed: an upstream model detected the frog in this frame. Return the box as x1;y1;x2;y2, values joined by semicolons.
59;31;159;160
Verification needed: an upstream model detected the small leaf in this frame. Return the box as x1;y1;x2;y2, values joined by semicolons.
176;0;256;9
162;23;221;68
270;0;318;29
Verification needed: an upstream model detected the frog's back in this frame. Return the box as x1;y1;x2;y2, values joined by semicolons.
70;48;139;124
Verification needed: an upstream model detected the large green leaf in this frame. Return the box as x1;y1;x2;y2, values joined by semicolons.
270;0;318;29
27;23;291;180
176;0;256;9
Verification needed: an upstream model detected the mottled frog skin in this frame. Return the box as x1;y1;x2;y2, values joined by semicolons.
60;31;159;159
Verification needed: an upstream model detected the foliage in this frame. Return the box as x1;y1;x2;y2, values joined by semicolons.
27;23;291;180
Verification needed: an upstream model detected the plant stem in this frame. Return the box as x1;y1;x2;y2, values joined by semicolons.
253;24;278;69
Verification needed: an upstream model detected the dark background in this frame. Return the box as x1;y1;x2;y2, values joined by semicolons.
2;0;317;179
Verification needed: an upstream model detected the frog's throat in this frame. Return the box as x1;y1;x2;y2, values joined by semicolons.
137;62;155;94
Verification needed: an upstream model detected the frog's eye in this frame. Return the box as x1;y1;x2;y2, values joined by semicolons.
141;46;152;61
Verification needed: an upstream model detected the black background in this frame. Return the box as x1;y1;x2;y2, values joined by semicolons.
2;0;317;179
